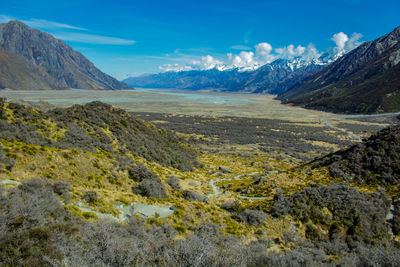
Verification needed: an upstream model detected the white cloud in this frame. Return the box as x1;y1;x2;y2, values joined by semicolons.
255;42;276;63
191;55;223;70
301;43;321;62
231;45;251;50
0;15;85;30
159;63;193;72
0;15;13;23
331;32;349;52
23;18;87;31
159;55;223;72
52;32;135;45
345;32;363;51
227;51;256;68
255;42;272;56
331;31;363;55
275;44;307;59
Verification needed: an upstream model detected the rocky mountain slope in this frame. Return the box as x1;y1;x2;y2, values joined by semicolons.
280;26;400;113
124;58;324;94
0;21;129;90
0;49;63;90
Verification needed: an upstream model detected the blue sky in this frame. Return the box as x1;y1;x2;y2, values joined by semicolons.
0;0;399;79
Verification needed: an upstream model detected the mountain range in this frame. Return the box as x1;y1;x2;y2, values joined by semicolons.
0;20;129;90
124;57;326;95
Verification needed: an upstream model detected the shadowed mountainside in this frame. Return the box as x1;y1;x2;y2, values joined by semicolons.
280;25;400;114
0;49;64;90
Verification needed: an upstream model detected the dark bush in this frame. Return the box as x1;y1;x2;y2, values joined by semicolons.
128;164;157;182
0;144;15;171
221;200;241;212
52;180;71;195
234;209;267;226
82;191;98;204
391;199;400;235
167;176;181;191
182;190;205;202
132;178;167;199
271;188;290;217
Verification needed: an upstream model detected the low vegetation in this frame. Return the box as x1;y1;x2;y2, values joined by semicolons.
1;99;399;266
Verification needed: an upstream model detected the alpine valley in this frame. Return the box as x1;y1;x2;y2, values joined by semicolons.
1;10;400;267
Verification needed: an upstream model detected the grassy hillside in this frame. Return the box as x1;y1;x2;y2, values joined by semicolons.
1;100;400;265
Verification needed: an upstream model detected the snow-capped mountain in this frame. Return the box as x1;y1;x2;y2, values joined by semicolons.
124;51;344;94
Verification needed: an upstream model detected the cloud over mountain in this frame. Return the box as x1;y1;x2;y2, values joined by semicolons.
158;32;363;72
331;32;363;54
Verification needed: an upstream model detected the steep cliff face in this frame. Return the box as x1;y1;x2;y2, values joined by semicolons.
280;26;400;114
0;21;130;90
0;49;63;90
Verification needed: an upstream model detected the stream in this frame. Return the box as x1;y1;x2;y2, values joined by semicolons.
0;179;21;185
0;178;174;221
322;119;362;141
74;201;174;222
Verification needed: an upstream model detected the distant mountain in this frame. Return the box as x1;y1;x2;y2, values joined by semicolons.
0;21;129;90
241;58;324;94
0;49;63;90
124;58;325;94
279;26;400;114
125;68;250;91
